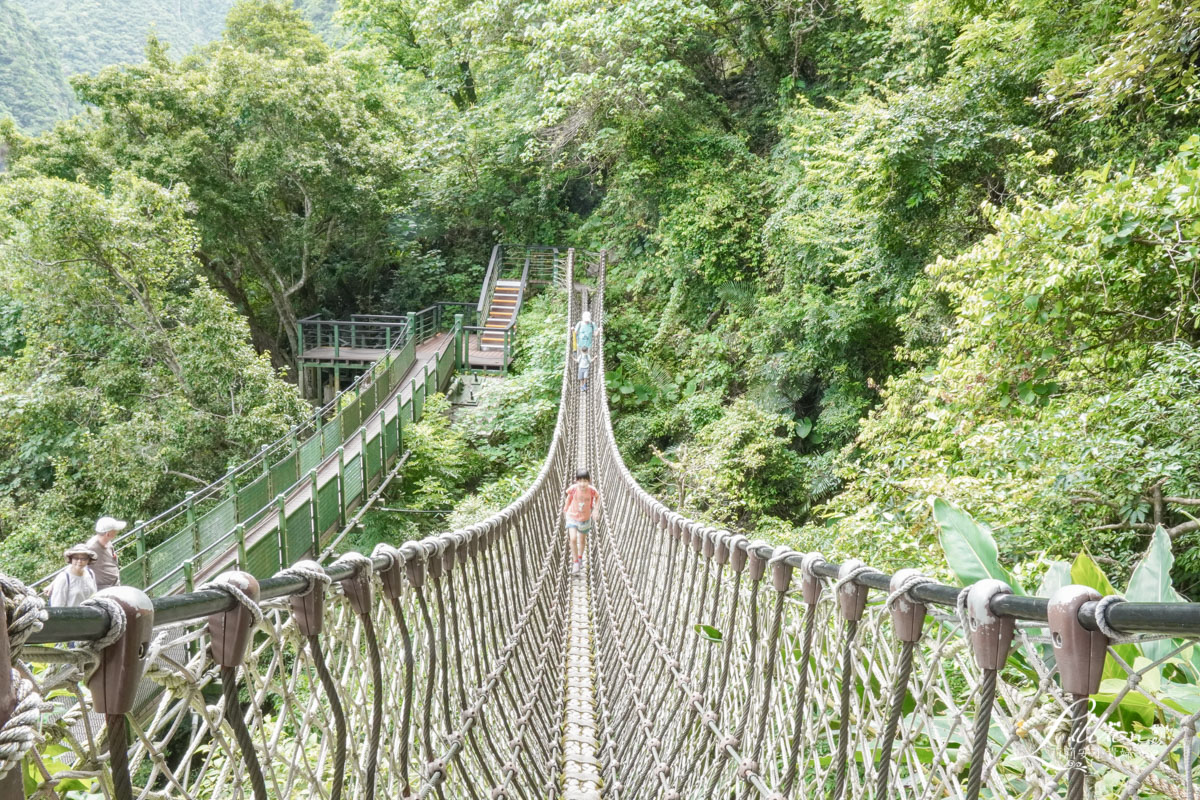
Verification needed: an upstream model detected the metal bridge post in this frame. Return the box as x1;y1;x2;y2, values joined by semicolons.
185;492;198;562
1048;585;1109;800
206;573;268;800
136;521;149;588
964;579;1016;800
89;587;155;800
360;429;369;493
183;560;194;592
235;524;247;569
406;312;417;344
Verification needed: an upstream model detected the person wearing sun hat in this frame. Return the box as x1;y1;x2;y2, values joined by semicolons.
48;545;98;607
85;516;126;590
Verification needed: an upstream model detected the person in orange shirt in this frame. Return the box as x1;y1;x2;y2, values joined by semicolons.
563;469;600;576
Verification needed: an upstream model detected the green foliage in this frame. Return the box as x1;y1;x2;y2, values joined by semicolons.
14;0;236;79
930;498;1025;593
3;2;408;364
455;292;567;469
0;175;306;579
0;2;76;132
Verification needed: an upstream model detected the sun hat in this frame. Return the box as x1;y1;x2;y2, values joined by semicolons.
64;545;97;563
94;516;128;534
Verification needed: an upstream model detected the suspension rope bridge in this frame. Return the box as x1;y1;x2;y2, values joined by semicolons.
3;248;1200;800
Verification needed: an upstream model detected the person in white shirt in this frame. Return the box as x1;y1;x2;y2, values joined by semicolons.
48;545;99;608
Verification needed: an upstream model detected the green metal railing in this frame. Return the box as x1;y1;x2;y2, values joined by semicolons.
136;335;459;595
33;310;458;598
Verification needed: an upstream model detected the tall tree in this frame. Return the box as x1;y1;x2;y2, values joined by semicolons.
0;174;307;579
4;1;408;366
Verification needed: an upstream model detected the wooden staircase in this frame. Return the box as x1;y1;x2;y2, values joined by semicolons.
481;279;522;350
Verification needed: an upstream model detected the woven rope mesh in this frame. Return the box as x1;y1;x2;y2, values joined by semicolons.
8;250;1200;800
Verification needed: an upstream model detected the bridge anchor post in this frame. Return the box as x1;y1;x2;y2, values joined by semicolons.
1048;585;1109;800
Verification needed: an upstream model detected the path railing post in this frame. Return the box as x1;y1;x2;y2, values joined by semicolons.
136;521;149;588
454;314;464;370
309;469;320;557
185;492;198;560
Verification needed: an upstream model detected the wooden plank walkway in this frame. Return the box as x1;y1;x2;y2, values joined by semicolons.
194;332;453;584
301;346;389;363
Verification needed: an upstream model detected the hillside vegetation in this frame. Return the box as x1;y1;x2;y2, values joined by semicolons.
0;1;75;132
1;0;1198;595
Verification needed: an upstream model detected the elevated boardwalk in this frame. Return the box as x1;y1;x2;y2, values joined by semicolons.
193;332;453;585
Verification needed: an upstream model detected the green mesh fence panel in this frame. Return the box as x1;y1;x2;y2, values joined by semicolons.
317;479;339;536
285;501;313;562
383;417;399;461
269;452;299;497
413;384;425;421
365;434;382;482
237;474;269;520
437;347;453;389
360;383;378;418
197;497;235;552
299;434;323;474
148;528;195;587
322;423;341;456
341;398;361;438
379;359;394;394
120;558;145;589
244;533;281;581
401;399;413;425
344;455;363;506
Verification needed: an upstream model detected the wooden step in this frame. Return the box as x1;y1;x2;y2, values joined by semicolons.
496;280;522;288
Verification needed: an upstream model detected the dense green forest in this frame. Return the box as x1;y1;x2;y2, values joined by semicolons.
0;0;341;131
0;2;75;132
2;0;1199;595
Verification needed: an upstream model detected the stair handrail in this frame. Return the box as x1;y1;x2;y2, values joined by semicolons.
476;243;504;325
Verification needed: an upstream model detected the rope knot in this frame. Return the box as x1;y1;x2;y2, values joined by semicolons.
702;711;717;725
80;594;127;650
1;573;48;649
719;735;739;750
656;762;671;777
331;551;374;578
738;758;758;778
884;572;934;610
278;561;331;597
201;574;264;627
424;758;446;780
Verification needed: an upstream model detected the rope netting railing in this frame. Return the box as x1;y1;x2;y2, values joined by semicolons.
584;254;1200;800
5;247;1200;800
0;253;585;800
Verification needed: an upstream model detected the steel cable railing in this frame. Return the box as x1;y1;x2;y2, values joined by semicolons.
6;247;1200;800
1;252;582;800
585;253;1200;800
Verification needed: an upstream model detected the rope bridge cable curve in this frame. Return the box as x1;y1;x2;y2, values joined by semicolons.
3;248;1200;800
